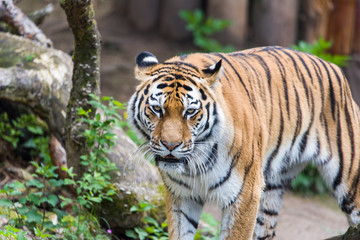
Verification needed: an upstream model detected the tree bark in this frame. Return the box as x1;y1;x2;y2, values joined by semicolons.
352;0;360;54
207;0;248;48
326;224;360;240
252;0;298;46
0;0;52;47
298;0;333;43
326;0;357;55
60;0;101;179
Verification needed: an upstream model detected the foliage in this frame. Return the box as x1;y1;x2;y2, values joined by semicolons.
179;9;234;53
291;37;351;67
0;95;127;239
126;201;221;240
194;213;220;240
291;163;329;196
125;201;169;240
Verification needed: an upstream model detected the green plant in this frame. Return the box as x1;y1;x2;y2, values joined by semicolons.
0;225;27;240
0;95;126;238
194;213;220;240
291;163;329;196
125;201;221;240
291;37;351;66
126;201;169;240
179;9;234;53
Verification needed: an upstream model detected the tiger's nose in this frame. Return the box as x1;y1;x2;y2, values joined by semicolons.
160;140;182;151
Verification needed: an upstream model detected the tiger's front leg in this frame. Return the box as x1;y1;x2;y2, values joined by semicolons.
219;169;263;240
165;192;204;240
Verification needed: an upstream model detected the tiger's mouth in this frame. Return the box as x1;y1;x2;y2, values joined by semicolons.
155;154;187;164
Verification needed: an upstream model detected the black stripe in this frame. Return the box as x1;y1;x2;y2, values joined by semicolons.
204;103;211;131
333;109;343;189
257;234;271;240
174;210;198;229
319;59;336;120
294;52;313;83
249;53;272;88
340;194;355;214
309;57;325;110
214;53;253;104
345;106;355;177
166;173;191;189
157;83;168;89
256;217;264;226
262;209;278;216
282;50;310;105
209;165;232;190
163;61;200;73
264;109;285;179
199;88;207;100
268;51;289;117
264;183;283;191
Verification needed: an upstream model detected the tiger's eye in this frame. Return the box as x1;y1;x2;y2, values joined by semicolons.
186;109;196;115
153;106;161;112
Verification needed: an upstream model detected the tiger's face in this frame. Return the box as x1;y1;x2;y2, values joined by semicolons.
128;52;222;174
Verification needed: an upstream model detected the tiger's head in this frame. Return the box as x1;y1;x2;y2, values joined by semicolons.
127;52;223;174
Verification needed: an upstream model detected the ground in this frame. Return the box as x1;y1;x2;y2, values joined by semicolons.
16;1;350;239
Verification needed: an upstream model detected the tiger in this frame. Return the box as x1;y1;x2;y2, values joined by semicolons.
127;46;360;240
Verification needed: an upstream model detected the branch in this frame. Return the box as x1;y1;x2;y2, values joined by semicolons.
0;0;52;46
60;0;101;178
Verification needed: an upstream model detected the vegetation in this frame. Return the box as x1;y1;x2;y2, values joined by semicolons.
292;37;351;67
0;95;127;239
179;9;234;53
125;201;220;240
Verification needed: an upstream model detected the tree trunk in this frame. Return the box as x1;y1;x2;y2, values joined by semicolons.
298;0;333;43
326;0;357;55
352;0;360;54
159;0;201;40
326;224;360;240
0;0;52;47
252;0;298;46
207;0;248;48
60;0;101;179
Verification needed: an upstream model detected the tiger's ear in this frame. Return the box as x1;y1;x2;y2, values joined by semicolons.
202;60;222;86
135;51;159;81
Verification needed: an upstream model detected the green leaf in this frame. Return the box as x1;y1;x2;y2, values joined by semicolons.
28;193;41;205
27;126;43;135
26;179;44;189
25;209;42;223
143;216;159;228
130;205;140;212
48;179;64;187
64;178;75;185
77;108;88;116
135;227;148;240
47;194;59;207
0;199;12;207
125;230;138;239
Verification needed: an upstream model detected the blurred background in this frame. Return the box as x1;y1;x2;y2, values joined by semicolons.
3;0;360;239
15;0;360;105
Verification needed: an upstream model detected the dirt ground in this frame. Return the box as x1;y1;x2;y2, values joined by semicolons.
17;1;350;239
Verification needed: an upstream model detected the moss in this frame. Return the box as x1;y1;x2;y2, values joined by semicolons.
0;43;39;69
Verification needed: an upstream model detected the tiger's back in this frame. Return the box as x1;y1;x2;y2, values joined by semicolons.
128;46;360;239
